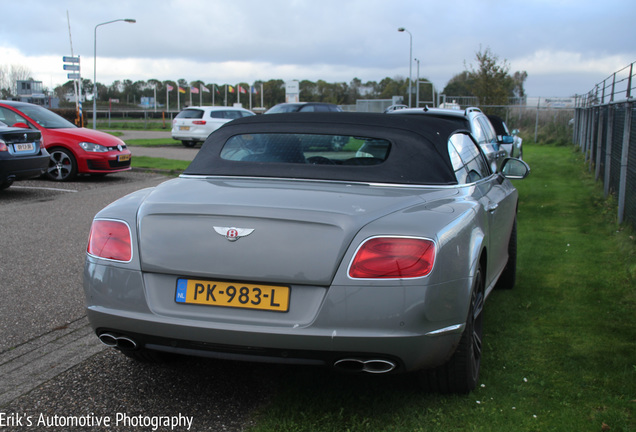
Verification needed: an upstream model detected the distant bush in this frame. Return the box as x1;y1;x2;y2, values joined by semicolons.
51;108;85;126
500;107;574;146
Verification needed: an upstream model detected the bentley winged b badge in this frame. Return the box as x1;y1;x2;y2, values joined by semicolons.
213;226;255;242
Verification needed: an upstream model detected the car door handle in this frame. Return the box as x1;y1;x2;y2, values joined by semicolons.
486;202;499;213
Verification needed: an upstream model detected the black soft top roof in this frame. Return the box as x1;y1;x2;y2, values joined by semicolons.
184;112;466;185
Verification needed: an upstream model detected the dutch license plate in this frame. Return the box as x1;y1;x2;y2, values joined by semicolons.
118;154;131;162
14;143;34;152
179;126;190;131
175;278;290;312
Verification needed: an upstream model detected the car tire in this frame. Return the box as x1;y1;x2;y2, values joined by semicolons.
182;141;197;148
419;265;484;394
46;147;77;181
495;218;517;290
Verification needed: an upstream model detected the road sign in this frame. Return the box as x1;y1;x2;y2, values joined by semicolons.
67;73;81;80
63;64;80;71
63;56;80;63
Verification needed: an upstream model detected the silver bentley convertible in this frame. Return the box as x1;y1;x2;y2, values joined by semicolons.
84;112;529;393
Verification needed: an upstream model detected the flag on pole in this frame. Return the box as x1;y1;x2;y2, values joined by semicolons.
167;85;174;91
200;85;210;93
178;87;186;94
228;85;235;93
214;85;220;95
251;86;258;94
191;86;199;94
239;86;247;94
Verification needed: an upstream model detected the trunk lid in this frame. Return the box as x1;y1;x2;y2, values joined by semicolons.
137;177;455;285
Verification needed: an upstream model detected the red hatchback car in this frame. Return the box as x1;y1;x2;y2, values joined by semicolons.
0;101;132;181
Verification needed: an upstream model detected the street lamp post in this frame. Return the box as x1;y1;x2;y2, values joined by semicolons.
398;27;412;107
93;18;136;129
414;58;420;107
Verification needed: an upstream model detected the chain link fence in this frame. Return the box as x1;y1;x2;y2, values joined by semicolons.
573;61;635;227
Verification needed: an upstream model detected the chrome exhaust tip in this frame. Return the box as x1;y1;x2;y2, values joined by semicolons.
98;333;137;350
98;333;118;347
334;358;397;374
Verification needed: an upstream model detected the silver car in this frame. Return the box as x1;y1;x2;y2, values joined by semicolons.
84;112;529;393
389;106;510;173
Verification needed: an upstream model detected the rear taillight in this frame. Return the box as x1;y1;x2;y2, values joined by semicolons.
87;219;132;262
349;237;435;279
192;120;206;125
0;139;7;152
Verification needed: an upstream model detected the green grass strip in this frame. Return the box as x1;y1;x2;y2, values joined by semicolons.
131;156;190;172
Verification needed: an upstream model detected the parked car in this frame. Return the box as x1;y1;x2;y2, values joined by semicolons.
0;101;131;181
264;102;343;114
171;106;255;147
487;114;523;159
0;120;49;190
84;112;529;393
389;106;509;172
383;104;408;113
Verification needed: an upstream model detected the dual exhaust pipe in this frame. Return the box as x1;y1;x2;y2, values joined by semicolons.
98;333;137;350
98;333;396;374
334;358;396;374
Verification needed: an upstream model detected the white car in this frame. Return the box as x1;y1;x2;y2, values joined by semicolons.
172;106;255;147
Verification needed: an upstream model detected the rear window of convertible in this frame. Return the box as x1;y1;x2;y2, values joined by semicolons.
219;133;391;166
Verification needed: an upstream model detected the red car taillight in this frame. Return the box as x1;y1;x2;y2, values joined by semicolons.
192;120;206;125
349;237;435;279
87;219;132;262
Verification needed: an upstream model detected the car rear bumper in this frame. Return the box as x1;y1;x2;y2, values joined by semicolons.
0;153;49;181
84;262;468;373
87;306;464;373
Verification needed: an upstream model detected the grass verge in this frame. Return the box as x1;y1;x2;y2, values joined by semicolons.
126;138;182;147
131;156;190;173
244;144;635;432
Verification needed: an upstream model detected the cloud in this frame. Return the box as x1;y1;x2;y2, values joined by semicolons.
513;50;631;77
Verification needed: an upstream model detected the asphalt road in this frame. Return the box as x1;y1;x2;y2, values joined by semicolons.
0;146;274;430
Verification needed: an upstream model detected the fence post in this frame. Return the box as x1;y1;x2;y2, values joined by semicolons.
585;108;593;162
595;107;604;179
589;107;598;171
617;101;632;224
604;105;614;197
534;98;540;143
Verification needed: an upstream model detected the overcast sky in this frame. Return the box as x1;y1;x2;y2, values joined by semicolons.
1;0;634;98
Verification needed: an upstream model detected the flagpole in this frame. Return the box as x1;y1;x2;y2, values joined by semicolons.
225;85;227;106
200;86;202;106
249;86;252;110
166;86;169;112
177;85;180;111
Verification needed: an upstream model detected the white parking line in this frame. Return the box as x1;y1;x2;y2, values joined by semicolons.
11;185;78;193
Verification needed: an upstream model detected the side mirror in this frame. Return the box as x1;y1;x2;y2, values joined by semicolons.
12;122;29;129
501;135;514;144
501;158;530;179
512;129;519;135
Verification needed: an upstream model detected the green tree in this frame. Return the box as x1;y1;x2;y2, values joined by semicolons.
442;71;473;97
468;47;513;106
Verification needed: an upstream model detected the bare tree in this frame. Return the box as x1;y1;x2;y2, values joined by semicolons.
0;64;34;97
